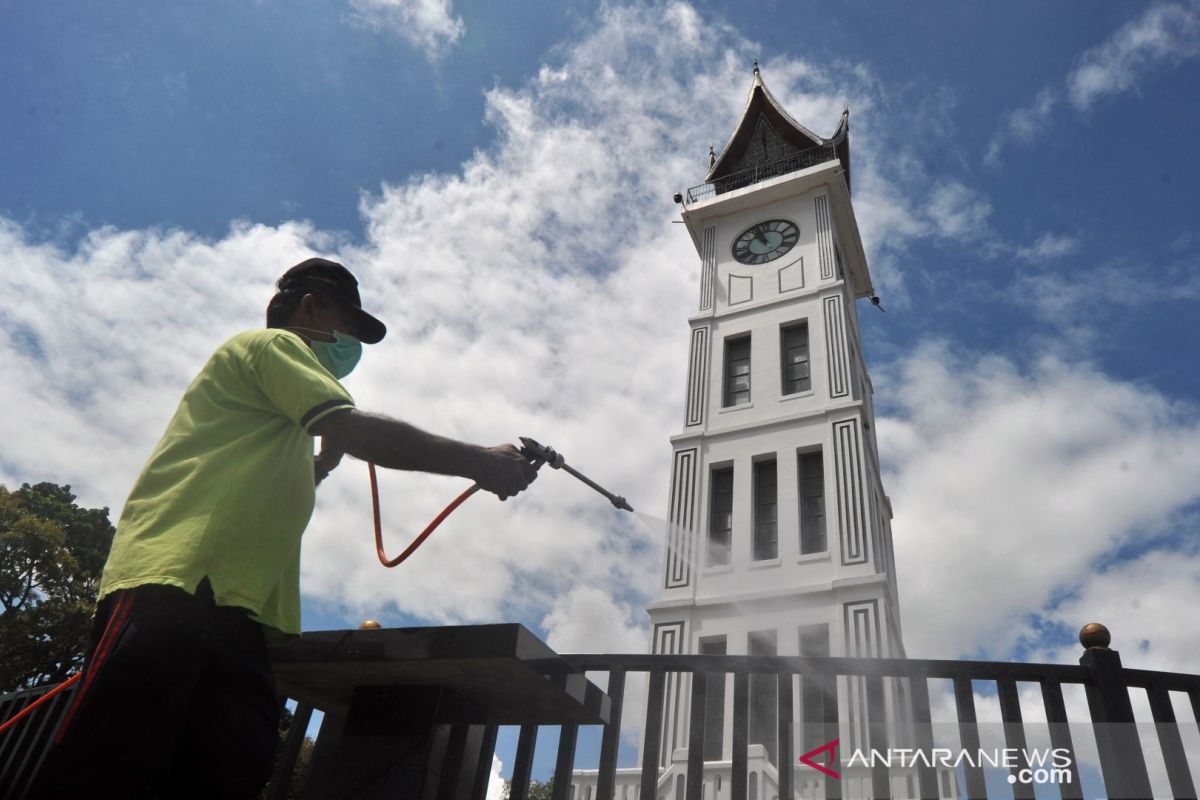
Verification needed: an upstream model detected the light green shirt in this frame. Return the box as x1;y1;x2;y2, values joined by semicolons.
100;329;354;635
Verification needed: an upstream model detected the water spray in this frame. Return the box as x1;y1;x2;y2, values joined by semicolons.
370;436;633;568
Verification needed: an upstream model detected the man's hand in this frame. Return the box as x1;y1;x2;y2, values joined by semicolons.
472;444;539;500
314;443;345;487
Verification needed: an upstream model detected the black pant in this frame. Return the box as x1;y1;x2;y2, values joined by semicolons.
28;580;280;800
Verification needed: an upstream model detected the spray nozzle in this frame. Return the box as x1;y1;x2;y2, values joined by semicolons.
518;436;633;513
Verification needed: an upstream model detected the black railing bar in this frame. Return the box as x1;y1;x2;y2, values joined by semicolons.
953;677;988;800
550;724;578;800
0;695;31;783
264;702;313;800
1122;668;1200;692
441;724;472;800
471;725;500;800
639;670;666;800
1146;684;1199;799
0;688;50;793
821;673;842;800
777;673;794;800
508;724;537;800
907;677;940;800
865;675;889;799
0;691;40;764
1;681;66;796
1040;680;1084;800
0;684;53;706
595;669;625;800
685;672;705;800
730;672;748;800
684;146;839;199
560;653;1093;682
996;678;1036;800
710;146;837;184
1082;646;1155;797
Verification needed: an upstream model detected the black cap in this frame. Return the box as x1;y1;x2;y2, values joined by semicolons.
276;257;387;344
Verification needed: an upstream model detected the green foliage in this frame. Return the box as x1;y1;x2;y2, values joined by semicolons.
501;777;554;800
0;482;115;691
257;705;315;799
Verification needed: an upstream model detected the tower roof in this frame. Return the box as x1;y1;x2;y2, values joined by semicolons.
706;64;851;192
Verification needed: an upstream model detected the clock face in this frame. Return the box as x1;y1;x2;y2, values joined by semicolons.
732;219;800;265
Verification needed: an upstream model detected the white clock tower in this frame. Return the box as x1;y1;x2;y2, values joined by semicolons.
645;66;906;791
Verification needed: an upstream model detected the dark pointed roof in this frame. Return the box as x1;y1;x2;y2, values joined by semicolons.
706;66;851;191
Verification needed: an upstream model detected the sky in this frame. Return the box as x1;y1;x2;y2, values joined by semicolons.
4;0;1200;789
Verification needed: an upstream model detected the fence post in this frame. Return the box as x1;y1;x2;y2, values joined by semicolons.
1078;623;1153;799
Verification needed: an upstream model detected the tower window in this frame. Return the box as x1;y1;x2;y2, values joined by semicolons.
799;624;830;658
708;467;733;566
699;636;727;760
780;323;811;395
724;335;751;407
799;451;826;554
753;459;777;561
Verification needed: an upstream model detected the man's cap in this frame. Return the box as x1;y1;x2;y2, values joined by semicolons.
276;257;387;344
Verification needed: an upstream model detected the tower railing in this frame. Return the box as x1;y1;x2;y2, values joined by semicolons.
515;624;1199;800
4;623;1199;799
686;145;840;204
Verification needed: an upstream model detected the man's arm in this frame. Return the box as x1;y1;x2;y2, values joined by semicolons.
309;409;538;499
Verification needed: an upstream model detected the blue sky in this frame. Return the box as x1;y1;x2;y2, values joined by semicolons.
4;0;1200;790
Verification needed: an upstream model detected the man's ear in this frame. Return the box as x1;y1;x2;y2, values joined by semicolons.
295;292;319;323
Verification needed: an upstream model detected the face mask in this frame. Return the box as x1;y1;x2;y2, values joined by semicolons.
312;331;362;379
290;328;362;379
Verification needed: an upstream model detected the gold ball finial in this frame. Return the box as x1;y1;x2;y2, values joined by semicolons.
1079;622;1111;650
359;619;382;630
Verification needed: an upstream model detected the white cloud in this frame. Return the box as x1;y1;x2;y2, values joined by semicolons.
346;0;465;60
1015;232;1079;262
985;2;1199;164
0;218;333;504
1034;544;1200;673
1012;259;1200;352
878;342;1200;660
983;88;1056;167
542;587;649;655
925;180;994;243
1067;1;1200;111
485;754;505;800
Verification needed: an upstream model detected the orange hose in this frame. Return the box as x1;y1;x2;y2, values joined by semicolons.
0;672;82;737
370;462;480;568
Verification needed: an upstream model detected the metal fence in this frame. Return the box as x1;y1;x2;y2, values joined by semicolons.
5;625;1200;800
686;145;839;204
0;680;79;799
494;629;1200;800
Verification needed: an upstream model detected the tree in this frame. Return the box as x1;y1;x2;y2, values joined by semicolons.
256;705;315;799
500;777;554;800
0;482;115;691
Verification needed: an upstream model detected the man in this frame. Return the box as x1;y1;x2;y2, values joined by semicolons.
30;258;537;799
